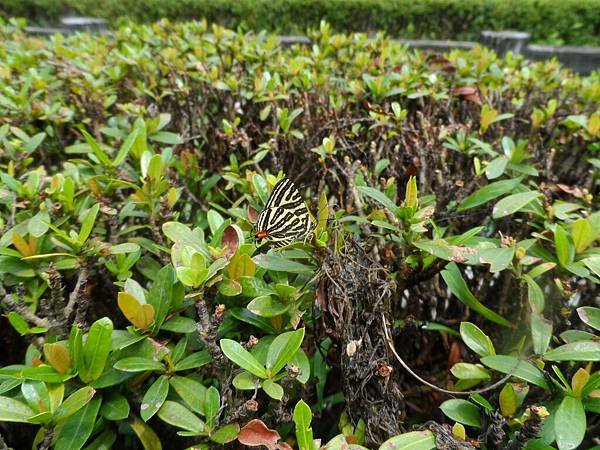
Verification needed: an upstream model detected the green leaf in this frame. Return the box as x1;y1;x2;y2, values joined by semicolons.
492;191;540;219
485;156;508;179
174;351;211;371
21;380;50;414
210;423;240;444
523;274;545;313
262;379;283;400
544;341;600;361
169;375;206;415
130;415;163;450
148;265;174;332
478;246;515;273
157;401;204;433
458;178;522;211
480;355;549;389
114;357;165;372
379;430;436;450
531;313;553;355
583;257;600;278
220;339;267;378
439;399;481;427
571;218;593;253
266;328;305;375
113;128;139;166
554;396;586;450
150;131;183;145
160;316;197;333
0;396;35;422
54;398;101;450
554;225;573;266
204;386;220;424
577;307;600;332
253;254;314;273
54;387;96;423
294;399;315;450
247;295;290;318
28;210;50;238
82;430;116;450
450;363;491;380
357;186;397;212
100;393;129;421
81;129;111;167
442;264;510;327
162;222;209;258
80;317;113;383
79;203;100;245
226;252;256;279
499;383;517;417
141;375;169;422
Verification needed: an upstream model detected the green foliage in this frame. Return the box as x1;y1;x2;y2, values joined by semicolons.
2;0;600;45
0;17;598;450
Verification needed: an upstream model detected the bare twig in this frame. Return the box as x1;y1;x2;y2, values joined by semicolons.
381;312;520;396
0;283;49;328
64;263;89;321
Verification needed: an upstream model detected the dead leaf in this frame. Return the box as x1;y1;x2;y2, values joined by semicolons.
238;419;281;450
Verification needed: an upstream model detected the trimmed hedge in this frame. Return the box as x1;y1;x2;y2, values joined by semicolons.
0;19;599;449
2;0;600;46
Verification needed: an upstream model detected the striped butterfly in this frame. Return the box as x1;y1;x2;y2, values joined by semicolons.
254;178;315;248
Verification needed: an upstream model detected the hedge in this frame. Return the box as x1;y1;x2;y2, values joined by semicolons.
0;19;599;449
2;0;600;46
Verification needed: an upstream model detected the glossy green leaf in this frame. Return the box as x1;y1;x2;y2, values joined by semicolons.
262;379;284;400
544;341;600;361
130;415;163;450
100;393;130;421
554;396;586;450
82;430;116;450
80;317;113;383
173;351;211;371
148;264;174;332
204;386;220;424
294;399;315;450
0;396;35;422
54;398;101;450
210;423;240;444
492;191;540;219
379;430;436;450
356;186;397;212
531;313;553;355
439;399;481;427
266;328;305;375
169;376;206;415
220;339;267;378
79;203;100;245
141;375;169;422
442;264;510;327
253;254;314;273
114;357;165;372
247;295;290;318
577;307;600;332
458;178;523;211
157;401;205;433
480;355;549;389
54;386;96;423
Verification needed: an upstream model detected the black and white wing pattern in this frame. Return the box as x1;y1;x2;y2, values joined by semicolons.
254;178;314;247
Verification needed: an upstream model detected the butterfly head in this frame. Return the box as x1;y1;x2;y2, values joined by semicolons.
255;230;268;241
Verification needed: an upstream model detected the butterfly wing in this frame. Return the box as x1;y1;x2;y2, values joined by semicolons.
255;178;315;247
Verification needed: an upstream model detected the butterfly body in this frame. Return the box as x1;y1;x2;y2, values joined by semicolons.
254;178;314;248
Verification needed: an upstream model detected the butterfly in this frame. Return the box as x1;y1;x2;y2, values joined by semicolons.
253;178;315;248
